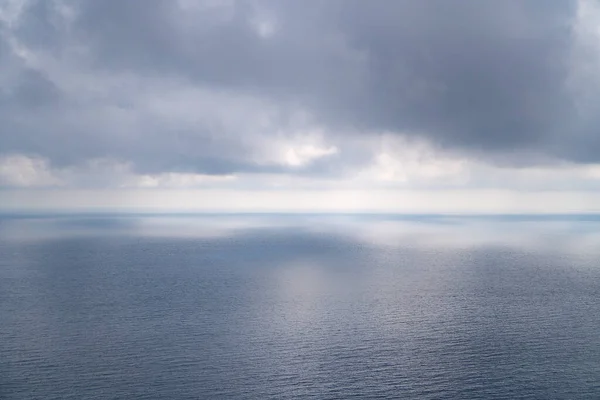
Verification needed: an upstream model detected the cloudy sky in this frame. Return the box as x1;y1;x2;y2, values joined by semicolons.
2;0;600;213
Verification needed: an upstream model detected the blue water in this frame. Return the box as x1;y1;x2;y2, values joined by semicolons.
1;214;600;399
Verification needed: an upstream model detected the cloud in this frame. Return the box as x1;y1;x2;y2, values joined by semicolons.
1;0;600;193
0;154;62;187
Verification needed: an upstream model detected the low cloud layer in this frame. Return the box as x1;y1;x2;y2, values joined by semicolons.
2;0;600;191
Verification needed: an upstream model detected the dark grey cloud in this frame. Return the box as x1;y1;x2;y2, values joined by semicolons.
0;0;598;179
335;1;576;148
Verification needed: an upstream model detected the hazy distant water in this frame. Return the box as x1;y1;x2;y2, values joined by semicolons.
2;214;600;399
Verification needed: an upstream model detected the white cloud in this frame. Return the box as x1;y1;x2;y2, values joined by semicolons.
132;173;236;188
283;144;338;167
0;155;238;189
256;127;339;168
355;135;468;184
0;154;62;187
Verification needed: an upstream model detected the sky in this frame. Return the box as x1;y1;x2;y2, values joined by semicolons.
2;0;600;213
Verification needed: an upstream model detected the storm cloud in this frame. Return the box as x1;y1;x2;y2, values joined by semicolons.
1;0;600;183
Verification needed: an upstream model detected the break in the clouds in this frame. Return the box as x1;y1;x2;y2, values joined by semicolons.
2;0;600;200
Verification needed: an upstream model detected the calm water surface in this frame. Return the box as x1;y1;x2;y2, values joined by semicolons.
1;214;600;399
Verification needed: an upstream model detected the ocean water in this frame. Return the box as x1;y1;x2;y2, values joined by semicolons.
1;214;600;399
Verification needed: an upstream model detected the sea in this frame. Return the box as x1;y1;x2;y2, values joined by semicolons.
1;213;600;399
